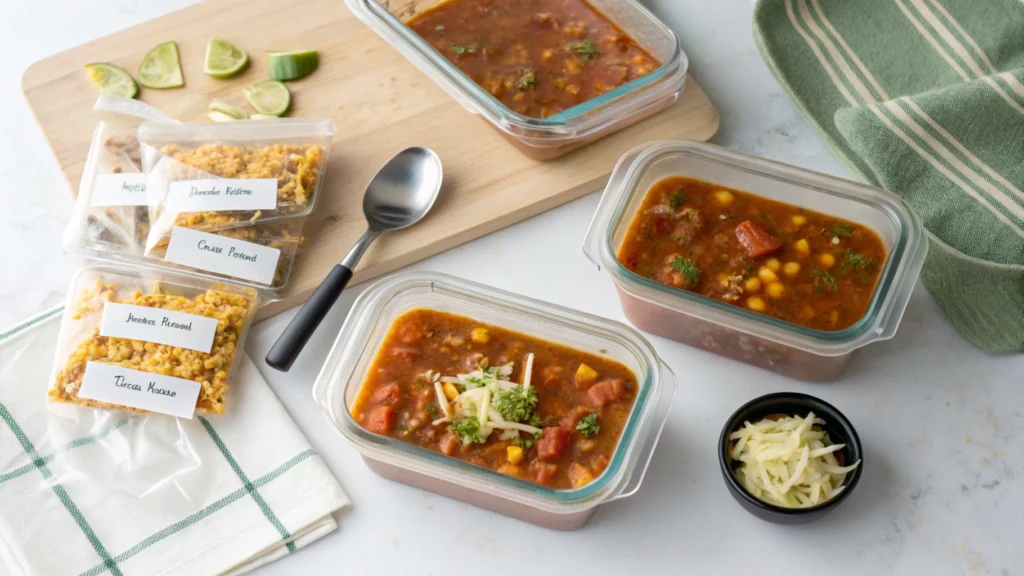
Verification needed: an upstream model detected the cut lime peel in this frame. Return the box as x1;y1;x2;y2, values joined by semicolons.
205;38;249;79
138;41;184;89
267;50;319;81
84;63;138;99
243;80;291;116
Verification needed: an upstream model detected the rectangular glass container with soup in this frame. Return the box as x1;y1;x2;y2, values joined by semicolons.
47;264;259;418
312;271;676;530
584;140;927;382
345;0;687;160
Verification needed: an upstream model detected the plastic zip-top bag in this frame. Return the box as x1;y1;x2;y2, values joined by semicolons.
47;263;259;418
137;118;334;294
63;96;181;259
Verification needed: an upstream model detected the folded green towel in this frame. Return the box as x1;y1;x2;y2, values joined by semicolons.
753;0;1024;351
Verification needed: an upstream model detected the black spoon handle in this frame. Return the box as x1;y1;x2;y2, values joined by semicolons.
265;264;353;372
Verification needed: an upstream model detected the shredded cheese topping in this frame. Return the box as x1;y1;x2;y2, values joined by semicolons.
435;358;542;444
729;412;859;508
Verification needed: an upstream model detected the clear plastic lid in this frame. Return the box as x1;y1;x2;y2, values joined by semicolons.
47;262;260;417
583;140;929;357
312;271;677;514
345;0;688;152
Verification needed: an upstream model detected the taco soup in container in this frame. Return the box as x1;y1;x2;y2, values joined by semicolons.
344;0;688;160
312;271;676;530
583;140;927;381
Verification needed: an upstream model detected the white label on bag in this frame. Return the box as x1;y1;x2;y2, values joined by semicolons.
100;302;218;353
78;362;201;419
164;227;280;285
91;173;148;207
166;178;278;212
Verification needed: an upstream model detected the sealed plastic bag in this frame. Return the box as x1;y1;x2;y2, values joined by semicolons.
139;118;334;248
47;263;259;418
64;96;180;259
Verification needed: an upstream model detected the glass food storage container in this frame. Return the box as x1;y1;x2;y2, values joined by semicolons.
583;140;928;382
312;271;676;530
344;0;688;160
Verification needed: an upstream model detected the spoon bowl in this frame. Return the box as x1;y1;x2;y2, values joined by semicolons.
266;147;443;372
364;147;442;232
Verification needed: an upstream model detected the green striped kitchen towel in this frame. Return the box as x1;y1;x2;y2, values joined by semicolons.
754;0;1024;351
0;308;350;576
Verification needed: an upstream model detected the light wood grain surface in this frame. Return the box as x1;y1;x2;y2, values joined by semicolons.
22;0;719;319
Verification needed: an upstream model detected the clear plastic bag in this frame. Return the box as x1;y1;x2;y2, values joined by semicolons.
138;118;335;249
47;263;259;418
64;96;180;259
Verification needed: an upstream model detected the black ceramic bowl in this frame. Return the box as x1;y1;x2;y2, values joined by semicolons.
719;392;863;524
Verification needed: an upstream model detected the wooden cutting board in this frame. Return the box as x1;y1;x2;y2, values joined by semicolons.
22;0;719;319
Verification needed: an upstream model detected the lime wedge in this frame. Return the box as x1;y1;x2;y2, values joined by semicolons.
208;100;248;119
84;63;138;98
204;38;249;79
209;111;240;122
267;50;319;81
243;80;291;116
138;41;184;89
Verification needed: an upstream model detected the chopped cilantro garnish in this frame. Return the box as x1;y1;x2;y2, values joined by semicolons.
811;267;838;292
450;43;477;55
449;418;485;444
516;70;537;90
566;39;597;62
643;266;656;279
512;431;543;449
492;386;538;423
425;402;441;418
830;223;854;238
669;188;689;210
576;413;600;437
842;250;876;272
671;256;702;286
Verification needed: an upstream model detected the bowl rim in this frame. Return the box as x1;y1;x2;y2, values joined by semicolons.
718;392;864;516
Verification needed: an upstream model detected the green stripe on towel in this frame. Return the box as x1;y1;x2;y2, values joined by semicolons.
754;0;1024;351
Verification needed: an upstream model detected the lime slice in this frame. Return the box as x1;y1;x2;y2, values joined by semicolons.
84;63;138;98
138;41;184;89
204;38;249;79
208;100;248;119
243;80;291;116
267;50;319;81
209;111;240;122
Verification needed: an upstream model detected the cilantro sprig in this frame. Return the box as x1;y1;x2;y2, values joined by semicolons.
576;413;600;437
671;256;702;286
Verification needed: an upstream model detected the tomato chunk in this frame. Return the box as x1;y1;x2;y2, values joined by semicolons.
536;427;571;462
735;220;782;259
560;406;591;431
530;461;559;485
366;406;395;435
370;383;402;405
585;378;626;408
388;346;420;361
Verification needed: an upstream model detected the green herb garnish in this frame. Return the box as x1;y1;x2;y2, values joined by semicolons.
566;39;597;62
512;431;543;449
671;256;702;286
449;418;485;445
425;402;441;418
830;223;854;238
842;249;876;272
643;266;656;279
576;413;600;437
516;70;537;90
669;188;689;210
451;43;477;55
492;386;538;424
811;267;838;292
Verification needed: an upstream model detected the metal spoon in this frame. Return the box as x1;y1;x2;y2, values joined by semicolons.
265;147;443;372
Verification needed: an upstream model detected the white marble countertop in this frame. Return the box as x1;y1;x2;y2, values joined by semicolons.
1;1;1020;575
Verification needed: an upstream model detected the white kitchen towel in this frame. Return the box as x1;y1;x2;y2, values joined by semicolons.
0;307;350;576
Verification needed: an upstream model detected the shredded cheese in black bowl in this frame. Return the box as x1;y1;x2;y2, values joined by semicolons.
718;392;863;524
